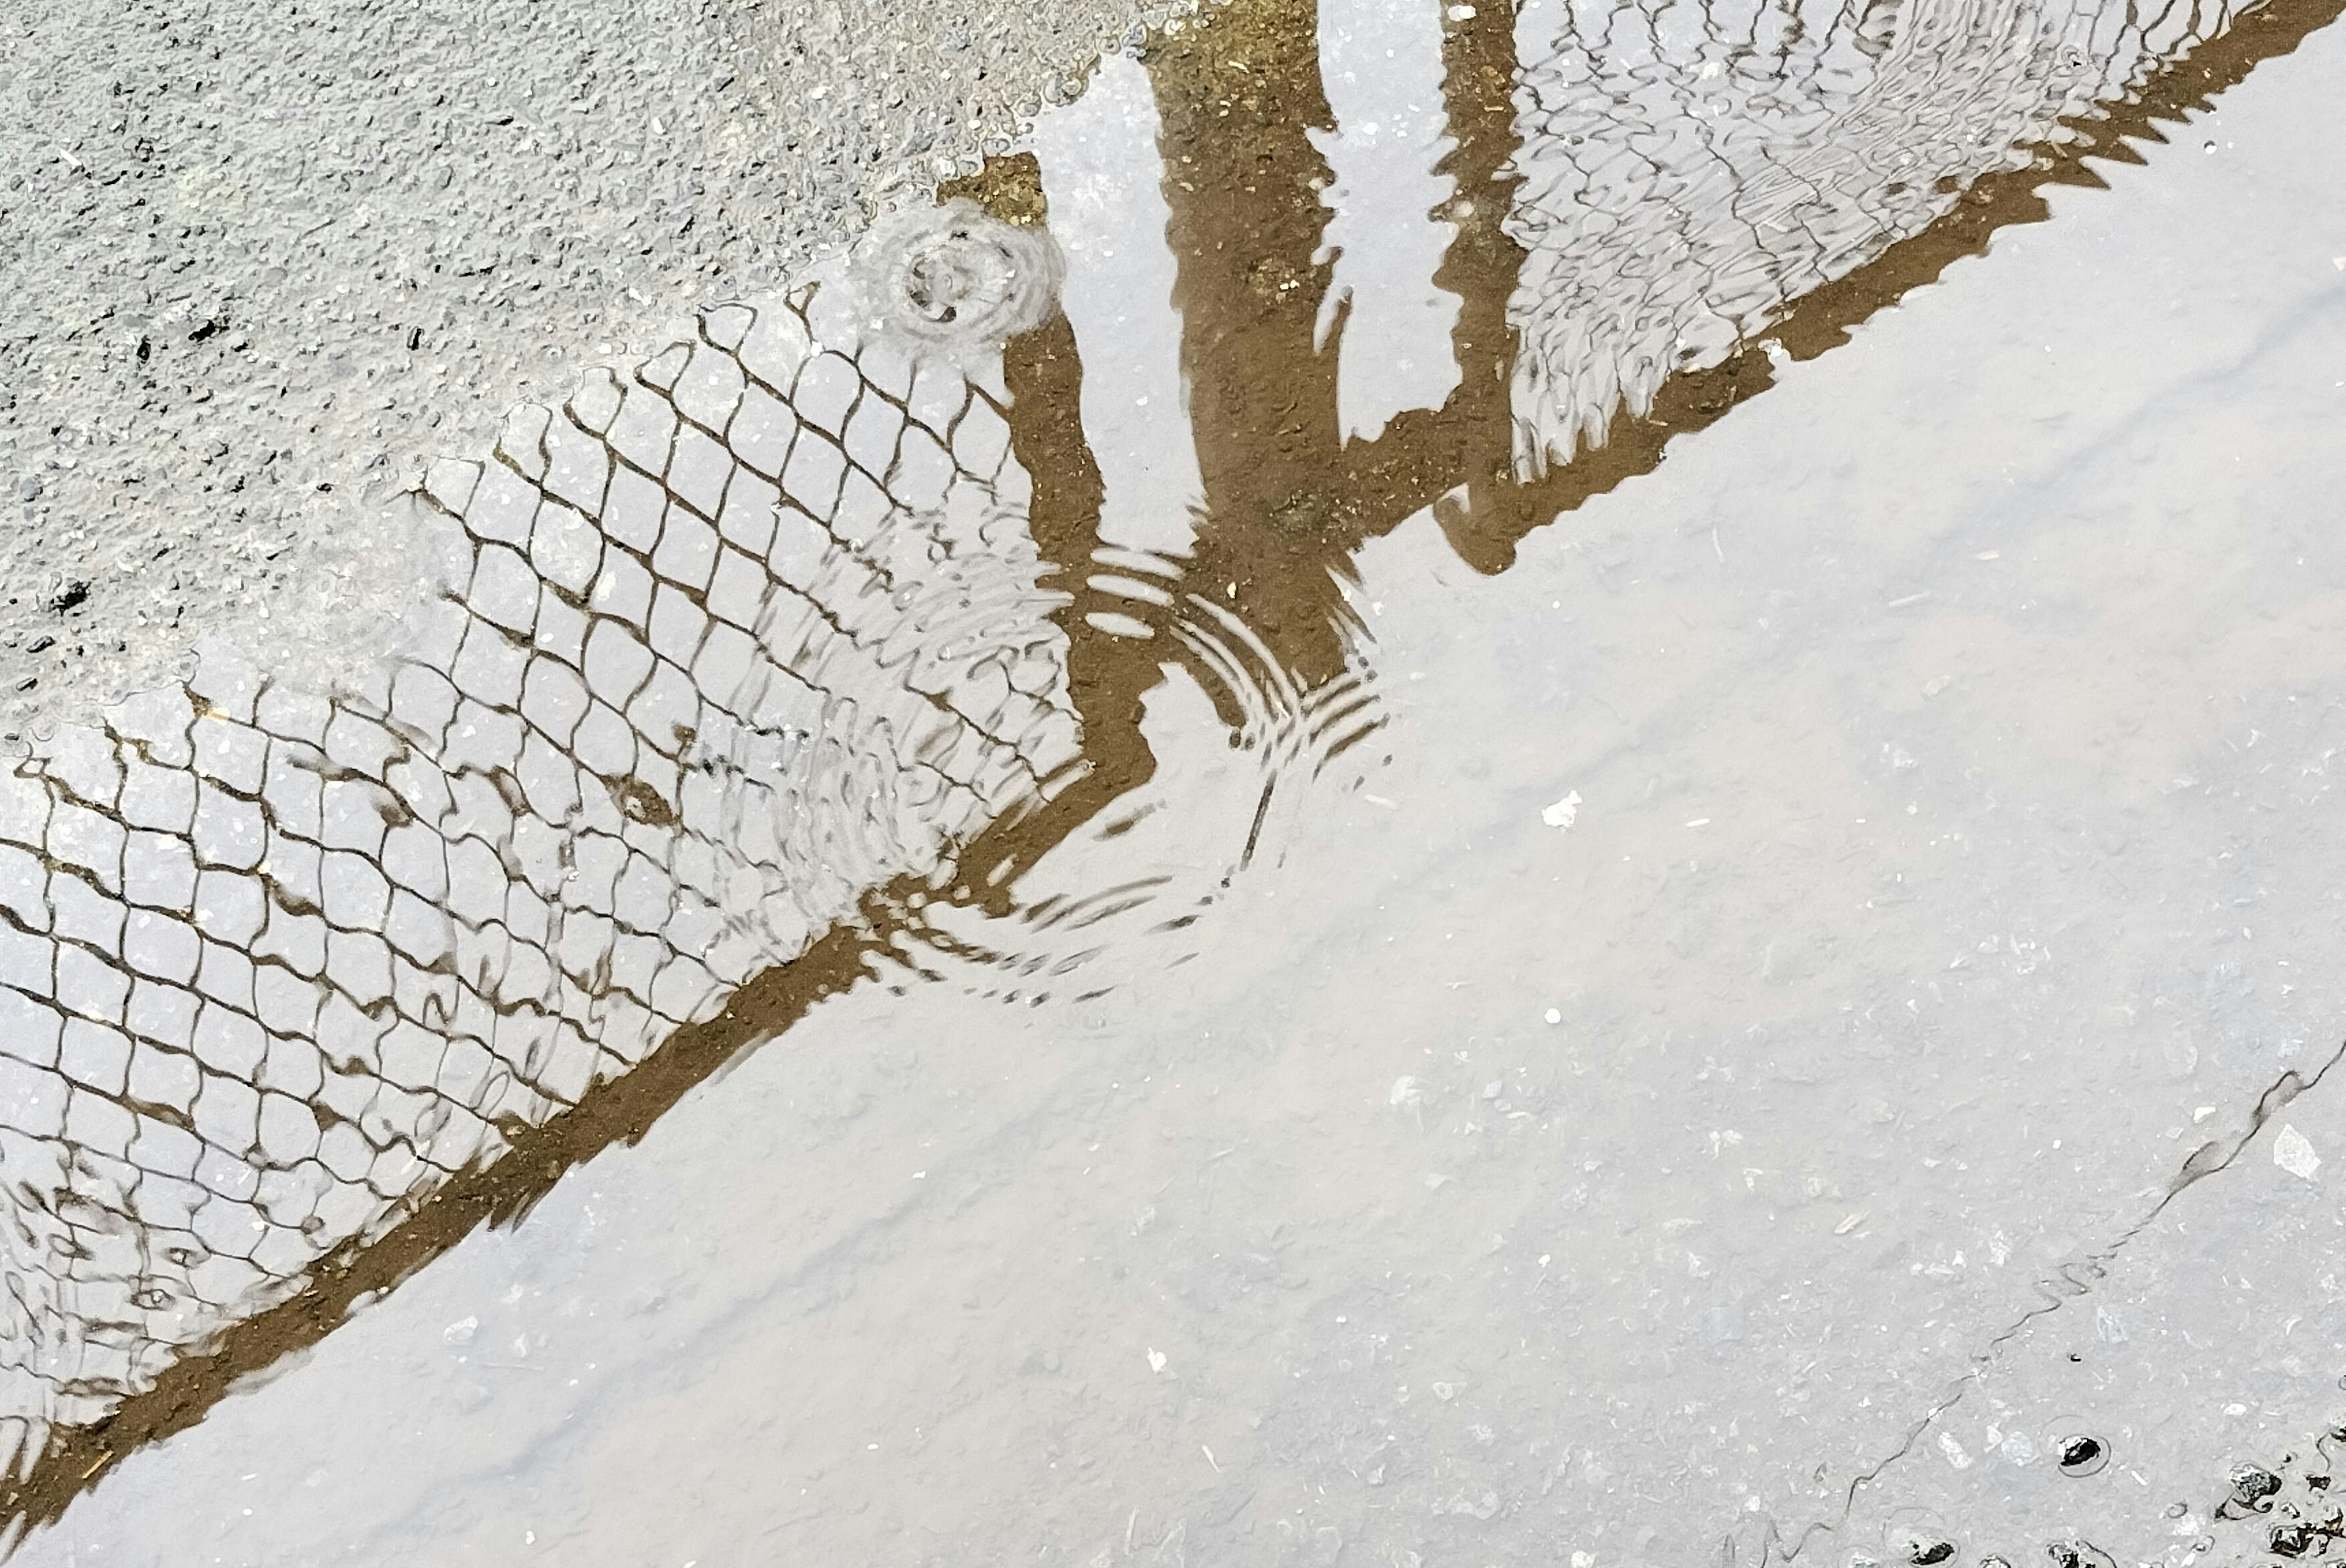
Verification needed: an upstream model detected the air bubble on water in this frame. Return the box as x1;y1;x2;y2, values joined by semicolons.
850;199;1064;358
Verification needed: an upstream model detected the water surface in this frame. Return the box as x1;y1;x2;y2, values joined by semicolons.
4;0;2345;1559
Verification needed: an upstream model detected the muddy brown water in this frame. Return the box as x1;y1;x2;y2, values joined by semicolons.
4;0;2346;1559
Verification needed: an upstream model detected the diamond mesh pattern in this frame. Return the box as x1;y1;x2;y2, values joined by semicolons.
0;286;1077;1468
1505;0;2237;469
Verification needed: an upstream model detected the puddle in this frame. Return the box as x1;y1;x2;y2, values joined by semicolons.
3;0;2345;1555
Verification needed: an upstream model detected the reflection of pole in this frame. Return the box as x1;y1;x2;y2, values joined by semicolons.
1147;0;1339;516
1136;0;1540;616
1405;0;1535;572
1144;0;1368;694
939;155;1165;910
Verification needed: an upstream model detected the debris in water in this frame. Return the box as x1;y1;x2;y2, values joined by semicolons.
1541;790;1583;830
2055;1433;2110;1477
2275;1124;2322;1181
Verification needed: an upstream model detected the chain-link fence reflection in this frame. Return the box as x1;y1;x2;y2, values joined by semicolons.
0;284;1077;1479
1506;0;2238;470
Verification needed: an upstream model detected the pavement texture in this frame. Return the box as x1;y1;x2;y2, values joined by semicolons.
0;0;1149;742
